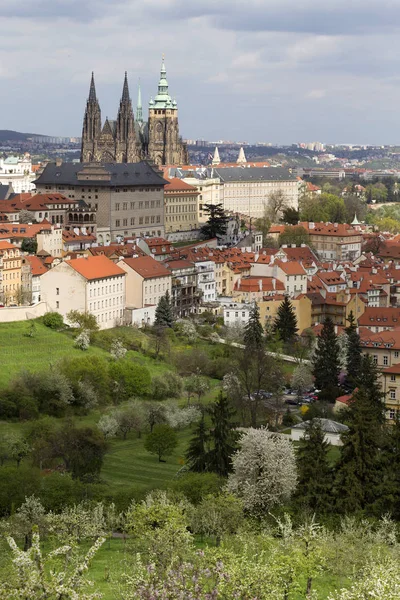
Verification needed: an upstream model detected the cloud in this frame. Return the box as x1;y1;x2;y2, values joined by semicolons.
1;0;400;144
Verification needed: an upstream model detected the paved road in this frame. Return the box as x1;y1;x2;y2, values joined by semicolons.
216;337;310;365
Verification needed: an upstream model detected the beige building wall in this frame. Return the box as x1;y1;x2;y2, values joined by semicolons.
259;295;312;333
37;227;63;257
41;261;125;329
182;177;221;224
117;261;172;308
220;179;299;219
165;190;198;233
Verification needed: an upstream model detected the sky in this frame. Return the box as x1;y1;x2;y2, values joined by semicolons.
2;0;400;144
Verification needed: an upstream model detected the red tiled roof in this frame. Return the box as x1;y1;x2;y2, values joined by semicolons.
164;178;198;192
66;255;125;280
25;255;47;276
234;276;285;293
0;241;15;251
122;256;172;279
358;307;400;328
275;260;306;275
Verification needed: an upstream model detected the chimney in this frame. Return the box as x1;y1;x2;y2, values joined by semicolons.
301;243;306;247
291;244;296;248
309;222;315;229
258;279;263;291
55;158;62;167
334;223;338;227
272;277;276;290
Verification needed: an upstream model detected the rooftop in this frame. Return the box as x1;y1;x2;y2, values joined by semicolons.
66;255;125;280
121;256;172;279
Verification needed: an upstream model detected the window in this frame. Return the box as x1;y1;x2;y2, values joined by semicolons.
395;351;399;358
123;202;127;210
139;217;143;225
390;390;396;400
389;409;396;420
384;356;389;366
115;203;120;211
123;218;127;226
130;217;135;225
56;301;59;309
391;374;396;382
56;287;59;295
115;219;120;227
130;202;135;210
373;355;378;364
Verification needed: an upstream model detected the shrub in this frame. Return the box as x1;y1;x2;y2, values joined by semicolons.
43;312;64;330
169;472;224;504
74;329;90;350
109;360;151;400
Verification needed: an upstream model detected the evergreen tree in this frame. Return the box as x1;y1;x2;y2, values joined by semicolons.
380;414;400;518
345;311;362;390
295;420;333;513
313;317;340;403
335;359;386;514
185;418;209;473
200;203;228;239
272;296;298;344
207;392;236;477
243;302;264;350
154;291;174;328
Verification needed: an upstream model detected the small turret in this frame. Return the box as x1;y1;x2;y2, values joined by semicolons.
212;146;220;165
136;80;143;123
237;146;247;163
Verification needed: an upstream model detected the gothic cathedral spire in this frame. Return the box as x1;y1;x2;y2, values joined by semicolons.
81;72;101;162
136;80;143;123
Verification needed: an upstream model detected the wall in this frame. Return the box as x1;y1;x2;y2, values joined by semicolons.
0;301;48;323
124;305;156;327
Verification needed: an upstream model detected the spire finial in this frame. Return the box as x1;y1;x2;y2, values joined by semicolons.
88;72;97;102
136;79;143;123
121;71;130;102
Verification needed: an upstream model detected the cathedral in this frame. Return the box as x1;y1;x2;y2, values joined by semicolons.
80;59;189;166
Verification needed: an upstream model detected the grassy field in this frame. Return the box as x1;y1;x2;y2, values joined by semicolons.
0;320;108;387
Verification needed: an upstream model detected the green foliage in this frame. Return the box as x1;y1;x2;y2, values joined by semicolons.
21;237;37;254
0;465;41;517
144;424;178;462
169;472;224;504
345;311;362;390
300;192;347;223
295;420;333;513
42;312;64;330
278;225;310;246
60;355;111;405
186;417;209;472
281;206;300;225
109;359;151;400
200;203;228;239
313;317;340;403
67;310;99;332
272;296;298;343
151;371;182;400
207;392;236;477
243;302;264;349
191;493;243;545
154;291;174;328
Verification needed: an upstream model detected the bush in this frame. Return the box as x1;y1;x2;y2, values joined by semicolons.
109;359;151;400
67;310;99;332
43;312;64;330
169;472;224;504
0;465;41;517
151;372;183;400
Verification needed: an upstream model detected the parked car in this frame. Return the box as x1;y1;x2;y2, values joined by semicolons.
285;398;300;406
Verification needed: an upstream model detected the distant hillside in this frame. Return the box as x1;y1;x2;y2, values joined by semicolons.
0;130;45;141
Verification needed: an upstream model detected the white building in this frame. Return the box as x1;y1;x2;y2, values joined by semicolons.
36;227;63;258
290;418;349;446
117;256;172;309
195;260;216;302
40;255;126;329
182;176;221;224
0;154;36;193
223;302;252;326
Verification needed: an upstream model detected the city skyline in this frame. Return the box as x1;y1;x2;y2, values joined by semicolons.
2;0;400;144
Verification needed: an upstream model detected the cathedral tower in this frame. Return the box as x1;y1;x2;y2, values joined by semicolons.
147;57;188;165
115;72;141;162
81;73;102;162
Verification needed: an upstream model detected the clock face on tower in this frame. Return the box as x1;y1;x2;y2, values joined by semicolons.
156;122;163;133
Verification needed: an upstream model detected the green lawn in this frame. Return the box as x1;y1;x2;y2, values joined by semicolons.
0;321;108;387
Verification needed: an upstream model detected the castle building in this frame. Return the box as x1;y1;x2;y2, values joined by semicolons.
81;59;189;166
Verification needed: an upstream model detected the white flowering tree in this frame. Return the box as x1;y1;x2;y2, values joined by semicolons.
12;495;47;550
176;319;198;344
329;558;400;599
164;404;201;429
227;428;297;514
75;329;91;351
110;338;127;360
0;528;104;600
291;363;313;399
47;502;107;544
98;414;119;439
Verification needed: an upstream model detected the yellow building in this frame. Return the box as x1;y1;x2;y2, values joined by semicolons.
0;241;22;305
164;178;199;233
258;294;312;333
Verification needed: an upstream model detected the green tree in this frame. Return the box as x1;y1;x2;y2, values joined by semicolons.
272;296;298;344
144;424;178;462
191;493;243;546
281;207;300;225
42;312;64;330
200;203;228;239
345;311;362;390
335;373;386;514
243;302;264;349
67;310;99;332
278;225;310;246
295;420;333;513
254;204;271;241
313;317;340;403
21;238;37;254
109;359;151;400
186;417;209;472
154;291;174;328
207;392;236;477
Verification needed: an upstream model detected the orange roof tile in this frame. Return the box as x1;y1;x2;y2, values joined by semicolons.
25;255;47;276
122;256;172;279
66;255;125;280
164;178;199;192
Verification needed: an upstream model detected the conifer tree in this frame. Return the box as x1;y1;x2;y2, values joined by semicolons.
381;414;400;518
185;417;209;473
313;317;340;403
334;359;386;514
154;291;174;328
207;392;236;477
295;420;333;513
200;203;228;239
244;302;264;350
272;296;298;344
345;311;362;390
